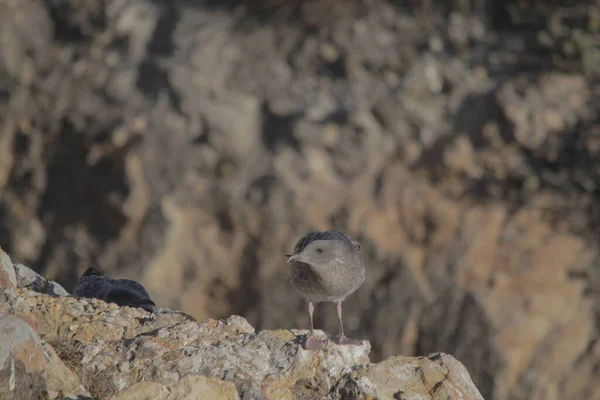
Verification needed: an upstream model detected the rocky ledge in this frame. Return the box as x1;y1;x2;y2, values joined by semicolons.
0;248;483;400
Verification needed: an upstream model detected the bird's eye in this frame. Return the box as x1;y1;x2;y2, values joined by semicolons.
316;248;323;254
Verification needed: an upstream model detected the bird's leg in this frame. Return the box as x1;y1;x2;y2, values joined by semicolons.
304;301;328;351
309;300;315;335
337;300;345;337
334;300;363;345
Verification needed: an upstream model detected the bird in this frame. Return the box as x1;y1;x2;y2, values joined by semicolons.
286;230;365;350
72;267;156;312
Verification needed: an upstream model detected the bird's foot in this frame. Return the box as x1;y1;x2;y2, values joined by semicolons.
304;335;329;351
333;334;363;346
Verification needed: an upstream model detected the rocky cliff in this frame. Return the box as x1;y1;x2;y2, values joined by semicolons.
0;1;599;399
0;248;484;399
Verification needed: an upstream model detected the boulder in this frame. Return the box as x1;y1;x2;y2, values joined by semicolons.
0;315;90;399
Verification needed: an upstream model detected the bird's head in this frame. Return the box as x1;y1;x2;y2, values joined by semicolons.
81;266;105;278
286;239;352;267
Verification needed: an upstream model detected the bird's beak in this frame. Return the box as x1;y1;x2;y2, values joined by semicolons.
286;253;302;264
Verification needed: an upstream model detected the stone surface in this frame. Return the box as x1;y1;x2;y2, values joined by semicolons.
14;263;69;297
0;1;599;399
110;375;240;400
331;353;485;400
0;315;90;400
0;248;17;289
0;266;484;400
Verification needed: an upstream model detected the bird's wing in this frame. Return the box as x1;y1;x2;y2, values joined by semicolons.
72;276;112;298
104;287;155;311
113;279;153;302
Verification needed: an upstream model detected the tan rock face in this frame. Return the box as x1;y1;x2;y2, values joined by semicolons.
0;315;90;399
0;248;17;289
0;268;484;400
110;376;240;400
331;353;485;400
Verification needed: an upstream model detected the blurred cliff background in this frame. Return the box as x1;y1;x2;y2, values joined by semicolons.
1;0;599;398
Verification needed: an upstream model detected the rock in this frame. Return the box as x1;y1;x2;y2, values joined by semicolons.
0;316;46;399
0;267;483;400
331;353;484;400
0;316;90;400
110;375;239;400
0;248;17;289
13;263;69;297
497;74;590;152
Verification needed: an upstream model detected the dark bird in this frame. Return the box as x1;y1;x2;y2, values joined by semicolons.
73;267;155;312
287;230;365;350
